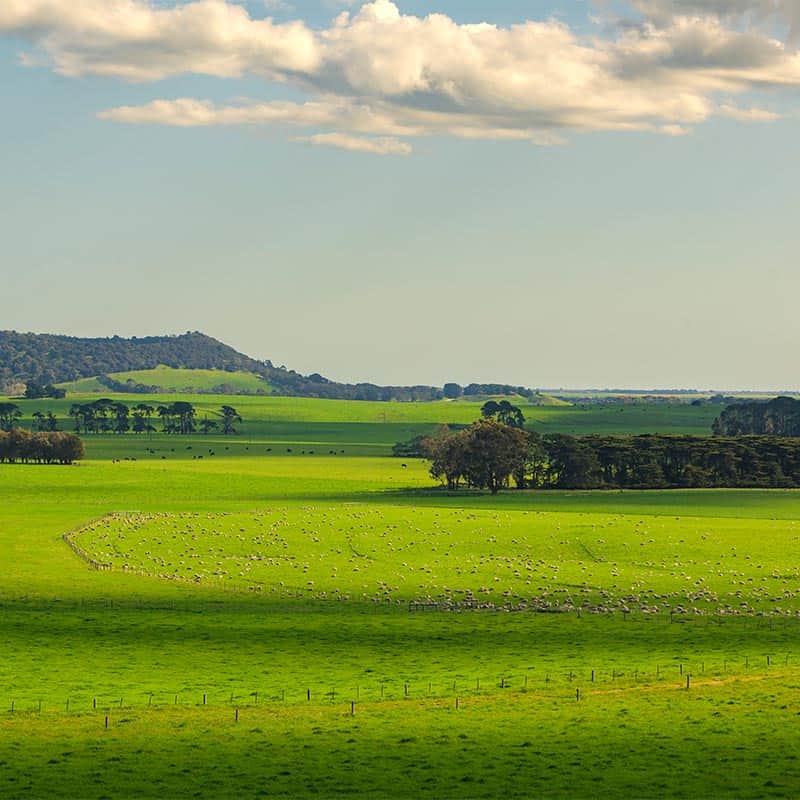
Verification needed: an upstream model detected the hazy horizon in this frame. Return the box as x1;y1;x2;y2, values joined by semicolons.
6;326;799;395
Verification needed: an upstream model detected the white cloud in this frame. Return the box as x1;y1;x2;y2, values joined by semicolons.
2;0;797;153
0;0;320;80
296;132;411;154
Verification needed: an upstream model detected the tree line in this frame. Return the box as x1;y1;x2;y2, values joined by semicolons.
0;429;84;464
443;383;536;400
69;401;242;435
0;400;242;436
418;421;800;492
713;396;800;437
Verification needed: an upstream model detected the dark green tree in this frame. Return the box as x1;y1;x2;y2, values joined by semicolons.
218;405;242;435
199;417;218;434
427;419;529;494
0;403;21;432
481;399;525;428
132;404;155;435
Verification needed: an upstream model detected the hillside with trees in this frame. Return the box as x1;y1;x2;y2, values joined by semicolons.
0;331;539;402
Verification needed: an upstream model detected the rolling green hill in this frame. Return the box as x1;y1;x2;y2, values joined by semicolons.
58;366;273;395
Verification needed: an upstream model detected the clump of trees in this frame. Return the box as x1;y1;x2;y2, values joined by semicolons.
68;400;242;435
418;424;800;492
0;403;22;432
70;399;138;435
24;382;65;399
713;396;800;437
426;419;530;493
0;429;84;464
32;411;59;432
481;399;525;428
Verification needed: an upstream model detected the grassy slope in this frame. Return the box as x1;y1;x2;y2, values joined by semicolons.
2;450;800;797
58;366;272;394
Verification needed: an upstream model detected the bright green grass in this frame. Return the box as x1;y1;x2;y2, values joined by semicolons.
58;365;273;394
4;668;800;799
75;506;800;614
3;456;800;797
5;393;721;451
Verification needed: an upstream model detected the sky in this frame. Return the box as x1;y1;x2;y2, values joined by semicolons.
1;0;799;391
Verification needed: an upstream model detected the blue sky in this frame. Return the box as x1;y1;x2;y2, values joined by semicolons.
1;1;799;390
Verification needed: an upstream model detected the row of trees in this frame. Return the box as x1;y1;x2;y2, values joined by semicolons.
713;396;800;437
69;400;242;435
443;383;536;400
422;422;800;492
0;429;84;464
535;434;800;489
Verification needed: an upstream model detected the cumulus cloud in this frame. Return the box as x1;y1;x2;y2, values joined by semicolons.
1;0;796;153
0;0;319;80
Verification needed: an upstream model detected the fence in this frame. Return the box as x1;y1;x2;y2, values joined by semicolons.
4;652;796;726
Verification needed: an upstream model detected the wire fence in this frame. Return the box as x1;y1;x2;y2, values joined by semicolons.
3;652;796;725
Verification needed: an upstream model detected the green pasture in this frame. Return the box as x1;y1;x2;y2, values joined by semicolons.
0;379;800;798
75;506;800;614
4;392;721;463
1;400;799;798
58;366;273;394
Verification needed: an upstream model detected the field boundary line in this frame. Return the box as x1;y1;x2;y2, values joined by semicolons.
62;514;120;571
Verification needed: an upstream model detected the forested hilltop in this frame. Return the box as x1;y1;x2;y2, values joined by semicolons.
0;331;536;401
0;331;265;386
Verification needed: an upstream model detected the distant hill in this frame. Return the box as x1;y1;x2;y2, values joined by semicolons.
0;331;263;384
0;330;538;401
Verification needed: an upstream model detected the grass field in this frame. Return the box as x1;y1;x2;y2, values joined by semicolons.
58;366;273;395
4;392;722;464
1;396;799;798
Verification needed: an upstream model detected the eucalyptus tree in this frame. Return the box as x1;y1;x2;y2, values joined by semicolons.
0;402;21;432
